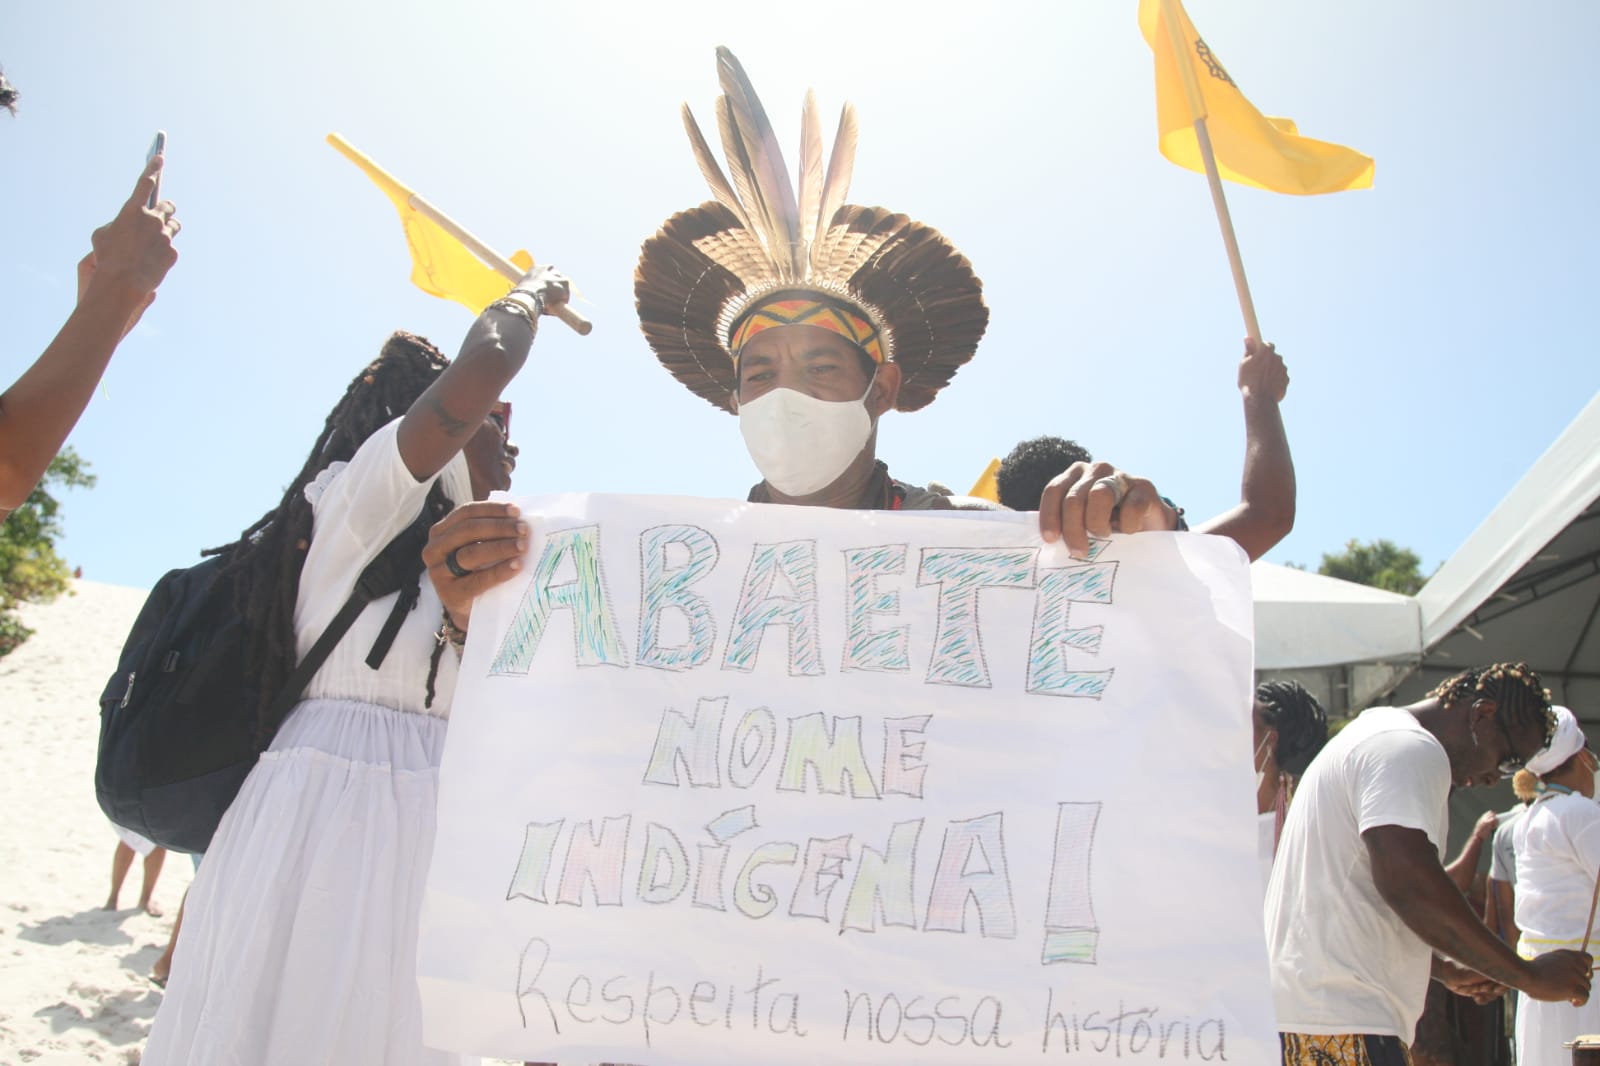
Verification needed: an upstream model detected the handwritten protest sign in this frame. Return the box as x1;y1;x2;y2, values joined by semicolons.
418;494;1273;1063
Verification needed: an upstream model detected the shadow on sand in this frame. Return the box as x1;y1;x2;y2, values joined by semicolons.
14;908;133;948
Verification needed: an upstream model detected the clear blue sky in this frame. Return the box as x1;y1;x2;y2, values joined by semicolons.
3;0;1596;590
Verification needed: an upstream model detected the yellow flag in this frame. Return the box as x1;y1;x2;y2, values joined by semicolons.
327;134;532;312
968;458;1002;503
1138;0;1373;195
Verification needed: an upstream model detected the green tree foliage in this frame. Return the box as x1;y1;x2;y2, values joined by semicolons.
1317;538;1427;596
0;448;95;655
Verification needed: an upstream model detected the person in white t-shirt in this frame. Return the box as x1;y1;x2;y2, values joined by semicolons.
1513;705;1600;1065
1266;664;1592;1066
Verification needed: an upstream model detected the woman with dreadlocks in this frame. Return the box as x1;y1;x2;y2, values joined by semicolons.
142;269;568;1066
1252;678;1329;888
1512;704;1600;1065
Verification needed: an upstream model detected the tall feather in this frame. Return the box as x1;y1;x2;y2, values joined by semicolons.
796;90;824;266
682;103;752;234
715;95;778;265
716;47;802;279
814;102;859;272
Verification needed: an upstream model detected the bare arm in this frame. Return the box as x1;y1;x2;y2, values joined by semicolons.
1489;879;1521;947
1443;811;1498;893
395;269;567;482
1195;340;1294;562
0;156;178;518
1430;955;1506;1004
1365;824;1591;1003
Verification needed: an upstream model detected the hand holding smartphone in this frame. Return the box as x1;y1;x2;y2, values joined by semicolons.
146;130;166;208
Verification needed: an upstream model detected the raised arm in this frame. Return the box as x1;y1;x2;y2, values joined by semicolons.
1365;824;1591;1004
1195;339;1294;561
395;268;568;483
0;155;179;518
1443;811;1498;893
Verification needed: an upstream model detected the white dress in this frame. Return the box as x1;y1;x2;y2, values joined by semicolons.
1512;789;1600;1066
143;420;474;1066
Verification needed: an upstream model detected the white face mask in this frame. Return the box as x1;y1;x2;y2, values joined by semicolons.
737;378;875;498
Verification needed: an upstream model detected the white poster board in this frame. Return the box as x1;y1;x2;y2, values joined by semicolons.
419;494;1273;1064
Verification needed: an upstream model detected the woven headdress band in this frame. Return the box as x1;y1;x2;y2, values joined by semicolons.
730;292;885;365
634;47;988;414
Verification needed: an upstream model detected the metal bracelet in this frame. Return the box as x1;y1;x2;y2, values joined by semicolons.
509;287;546;316
487;291;539;326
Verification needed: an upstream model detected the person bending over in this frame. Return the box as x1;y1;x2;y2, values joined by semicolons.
1267;664;1591;1066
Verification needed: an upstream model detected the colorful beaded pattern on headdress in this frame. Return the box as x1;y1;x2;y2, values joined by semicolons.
730;295;884;365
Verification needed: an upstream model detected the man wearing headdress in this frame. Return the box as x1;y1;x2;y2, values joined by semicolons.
426;47;1184;607
632;48;1182;554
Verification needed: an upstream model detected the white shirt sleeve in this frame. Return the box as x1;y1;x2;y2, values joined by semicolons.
1351;727;1451;849
1490;819;1517;883
1569;804;1600;877
293;418;468;653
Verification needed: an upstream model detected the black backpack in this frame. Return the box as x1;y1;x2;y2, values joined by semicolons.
96;515;434;854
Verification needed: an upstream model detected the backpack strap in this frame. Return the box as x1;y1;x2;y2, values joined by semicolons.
260;512;433;731
260;569;385;732
364;581;420;670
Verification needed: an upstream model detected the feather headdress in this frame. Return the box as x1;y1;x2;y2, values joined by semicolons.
636;48;988;414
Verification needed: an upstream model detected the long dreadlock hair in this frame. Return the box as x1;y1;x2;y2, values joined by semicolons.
205;331;455;742
1429;662;1557;753
1255;679;1329;778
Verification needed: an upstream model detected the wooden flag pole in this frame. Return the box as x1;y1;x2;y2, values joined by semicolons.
1573;866;1600;1006
409;198;593;337
1580;866;1600;957
1157;0;1261;342
1190;117;1261;342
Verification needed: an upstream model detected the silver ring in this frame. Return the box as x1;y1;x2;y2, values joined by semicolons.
1092;474;1129;506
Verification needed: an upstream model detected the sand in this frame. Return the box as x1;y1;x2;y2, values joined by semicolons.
0;581;531;1066
0;580;181;1064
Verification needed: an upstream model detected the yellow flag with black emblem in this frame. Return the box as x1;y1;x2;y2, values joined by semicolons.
327;133;533;312
1138;0;1373;195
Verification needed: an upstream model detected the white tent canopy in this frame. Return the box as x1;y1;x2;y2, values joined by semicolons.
1393;390;1600;714
1251;562;1422;714
1253;562;1420;670
1243;389;1600;715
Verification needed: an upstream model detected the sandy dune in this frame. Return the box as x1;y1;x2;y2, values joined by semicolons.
0;580;187;1065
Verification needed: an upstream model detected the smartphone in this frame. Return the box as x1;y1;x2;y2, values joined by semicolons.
146;130;166;208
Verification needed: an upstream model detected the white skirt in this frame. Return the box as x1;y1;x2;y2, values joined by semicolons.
113;821;158;857
142;698;468;1066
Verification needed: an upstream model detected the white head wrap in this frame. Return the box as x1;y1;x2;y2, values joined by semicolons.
1527;705;1583;777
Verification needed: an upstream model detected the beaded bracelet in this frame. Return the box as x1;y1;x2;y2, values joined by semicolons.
487;289;542;326
435;613;468;652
